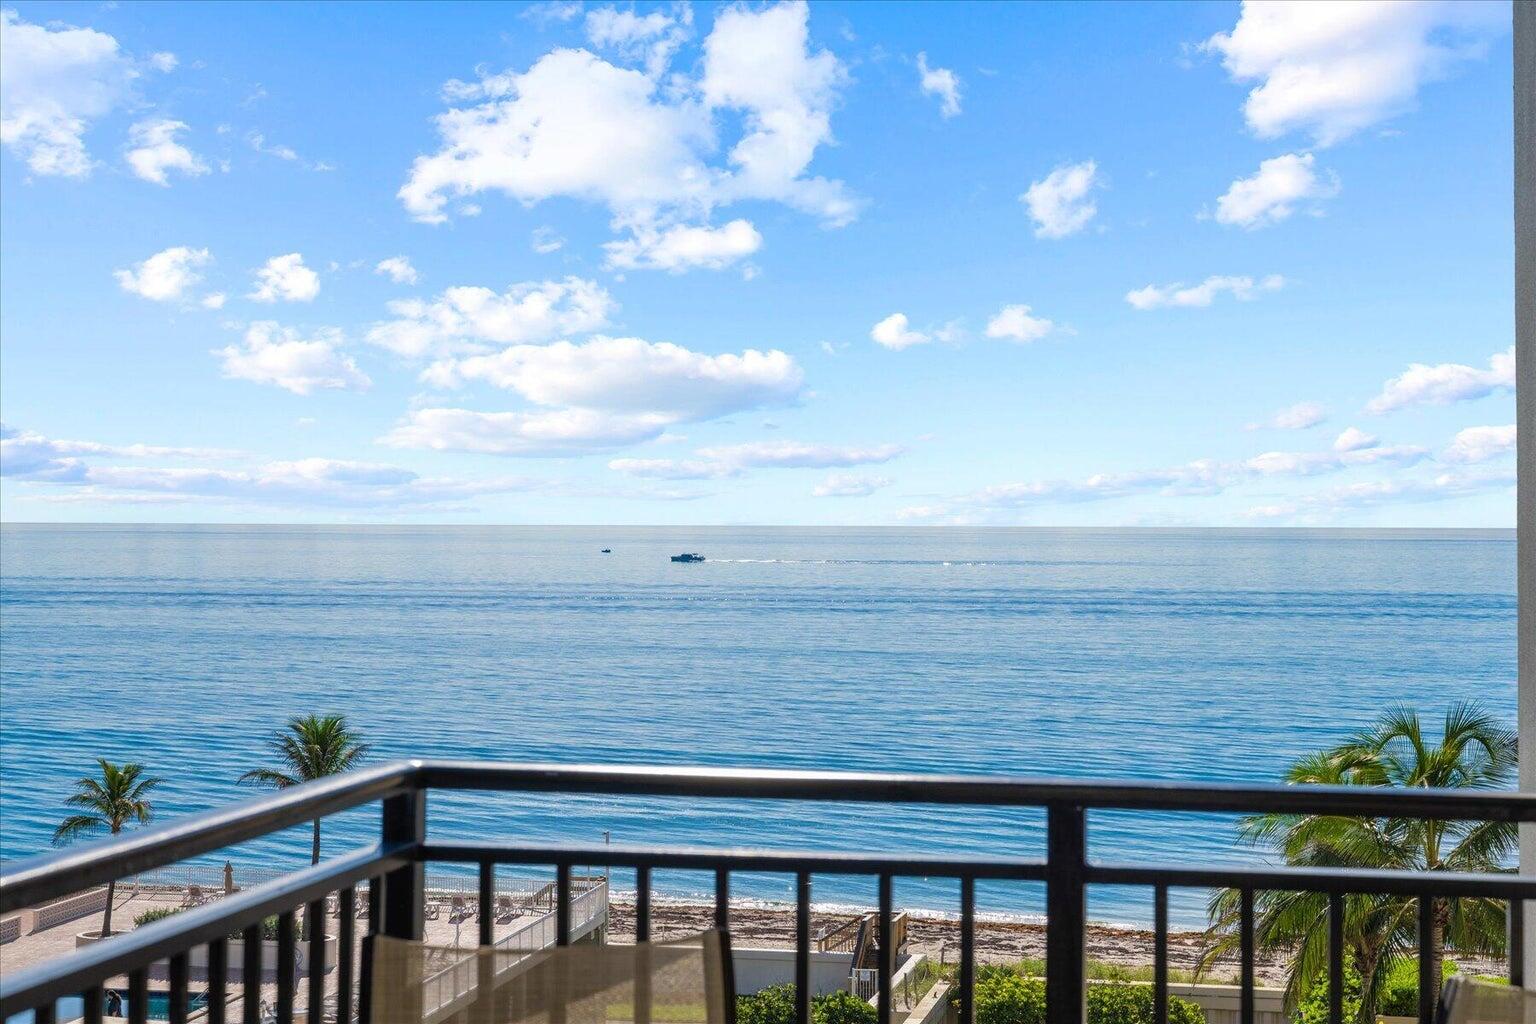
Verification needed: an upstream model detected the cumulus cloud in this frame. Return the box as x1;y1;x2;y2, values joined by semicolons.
916;52;961;118
399;2;856;266
584;4;691;78
249;253;321;303
603;219;762;272
1127;274;1284;310
984;304;1054;343
1;425;235;480
115;246;214;303
375;256;418;285
124;118;207;185
1021;160;1099;239
366;277;615;358
813;472;892;497
1242;442;1426;477
426;336;805;422
0;10;137;177
1243;469;1514;521
215;322;370;395
1366;346;1515;413
1204;1;1507;146
1332;426;1378;452
870;313;929;351
1441;424;1516;464
382;408;673;457
531;227;566;254
1214;153;1339;229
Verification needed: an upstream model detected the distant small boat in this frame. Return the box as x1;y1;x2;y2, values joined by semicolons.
601;548;612;553
670;552;706;563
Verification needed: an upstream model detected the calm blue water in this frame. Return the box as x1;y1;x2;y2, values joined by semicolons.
0;525;1516;928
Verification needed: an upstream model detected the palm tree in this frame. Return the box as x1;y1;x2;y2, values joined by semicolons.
53;759;161;937
1201;701;1516;1021
239;714;369;866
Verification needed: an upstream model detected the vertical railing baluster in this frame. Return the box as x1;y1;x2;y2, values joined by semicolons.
169;951;190;1024
796;872;812;1024
1239;888;1255;1024
243;923;262;1024
1046;805;1087;1024
308;897;328;1024
479;863;495;946
83;984;104;1024
878;873;894;1024
1328;894;1344;1024
1510;899;1525;988
129;968;149;1024
277;911;297;1024
556;863;572;946
208;938;228;1024
637;867;655;1024
1153;884;1168;1024
1418;896;1435;1024
337;887;355;1024
959;877;975;1024
636;866;652;942
35;1002;56;1024
715;868;731;930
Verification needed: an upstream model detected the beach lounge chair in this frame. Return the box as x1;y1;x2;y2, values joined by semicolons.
1434;977;1535;1024
496;894;515;923
181;885;204;907
363;930;734;1024
424;899;442;921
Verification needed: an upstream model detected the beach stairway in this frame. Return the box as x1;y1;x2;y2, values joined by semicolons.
817;911;909;998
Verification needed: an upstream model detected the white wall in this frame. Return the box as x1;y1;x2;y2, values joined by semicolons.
732;948;855;997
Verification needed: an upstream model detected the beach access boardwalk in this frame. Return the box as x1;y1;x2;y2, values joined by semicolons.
0;872;609;1022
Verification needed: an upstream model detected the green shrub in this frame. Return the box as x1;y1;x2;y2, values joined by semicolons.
736;986;877;1024
969;970;1203;1024
133;906;183;928
228;915;282;941
1377;960;1467;1018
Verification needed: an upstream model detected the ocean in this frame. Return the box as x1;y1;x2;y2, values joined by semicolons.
0;524;1516;928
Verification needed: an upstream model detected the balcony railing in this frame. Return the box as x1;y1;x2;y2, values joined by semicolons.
2;761;1533;1024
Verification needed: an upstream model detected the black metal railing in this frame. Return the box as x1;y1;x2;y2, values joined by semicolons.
2;761;1532;1024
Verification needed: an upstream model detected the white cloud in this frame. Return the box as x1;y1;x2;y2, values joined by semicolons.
375;256;419;285
1214;153;1339;229
427;336;805;422
1204;1;1507;146
1126;274;1285;310
603;219;762;272
916;52;961;118
610;439;904;479
148;51;178;73
1442;424;1516;464
123;118;207;185
215;322;370;395
1;425;236;481
523;1;584;24
1366;346;1515;413
1242;443;1426;477
1021;160;1099;239
0;10;137;177
400;2;856;262
1243;469;1514;521
1246;400;1326;431
1332;426;1378;451
584;5;691;78
531;227;566;253
813;472;892;497
366;277;615;358
984;304;1054;343
871;313;928;351
201;292;226;310
382;407;672;457
114;246;211;302
249;253;321;303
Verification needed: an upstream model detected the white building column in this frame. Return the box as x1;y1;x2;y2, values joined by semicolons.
1517;0;1534;989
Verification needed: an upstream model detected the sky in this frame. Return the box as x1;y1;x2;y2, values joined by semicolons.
0;0;1520;526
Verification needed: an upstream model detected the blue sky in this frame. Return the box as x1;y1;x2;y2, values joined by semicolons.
0;0;1519;525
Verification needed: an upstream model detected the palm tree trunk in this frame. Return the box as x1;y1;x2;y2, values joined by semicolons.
102;877;116;937
311;819;321;865
1428;898;1445;1009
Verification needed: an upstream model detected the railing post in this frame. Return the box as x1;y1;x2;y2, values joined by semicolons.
1046;804;1086;1024
381;788;425;940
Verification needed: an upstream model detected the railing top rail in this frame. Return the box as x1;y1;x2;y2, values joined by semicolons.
6;758;1532;917
0;760;416;915
413;759;1536;820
